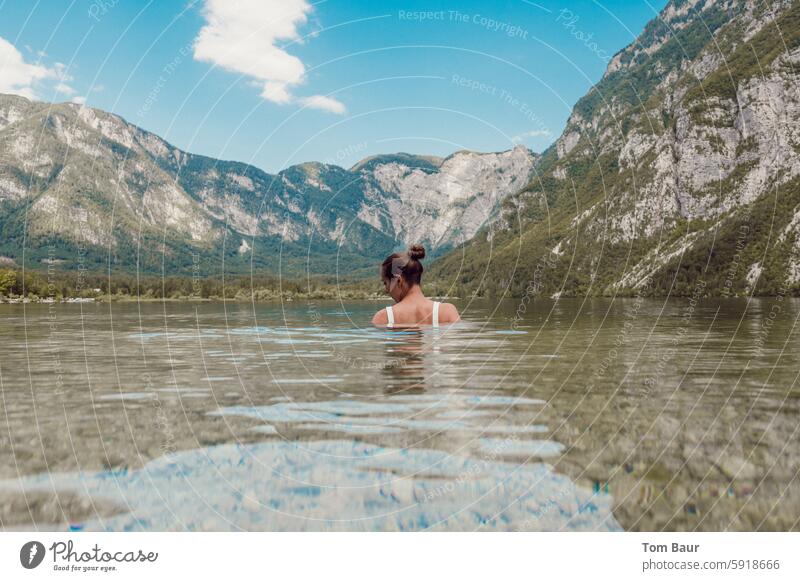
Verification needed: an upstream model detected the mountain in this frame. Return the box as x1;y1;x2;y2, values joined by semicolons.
0;94;536;277
433;0;800;297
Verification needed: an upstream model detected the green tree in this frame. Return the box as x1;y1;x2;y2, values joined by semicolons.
0;269;17;296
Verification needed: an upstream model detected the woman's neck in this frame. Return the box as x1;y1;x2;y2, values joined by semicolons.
399;284;425;302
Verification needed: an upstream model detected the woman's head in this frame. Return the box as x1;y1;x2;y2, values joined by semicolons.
380;244;426;301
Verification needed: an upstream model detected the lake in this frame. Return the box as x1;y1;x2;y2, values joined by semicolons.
0;298;798;531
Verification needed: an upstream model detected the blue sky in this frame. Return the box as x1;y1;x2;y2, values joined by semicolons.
0;0;666;173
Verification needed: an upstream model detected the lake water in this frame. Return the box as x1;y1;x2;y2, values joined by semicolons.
0;298;798;531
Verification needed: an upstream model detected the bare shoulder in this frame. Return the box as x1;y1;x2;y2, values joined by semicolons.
438;302;460;323
372;308;389;326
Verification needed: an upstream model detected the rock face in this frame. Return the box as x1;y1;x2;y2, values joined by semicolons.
357;147;535;249
0;95;536;275
435;0;800;297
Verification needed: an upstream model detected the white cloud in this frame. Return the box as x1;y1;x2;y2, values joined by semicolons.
299;94;346;114
0;36;63;99
193;0;344;114
511;129;553;143
71;96;87;105
55;82;76;95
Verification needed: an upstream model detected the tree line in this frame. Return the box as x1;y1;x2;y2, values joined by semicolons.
0;267;381;301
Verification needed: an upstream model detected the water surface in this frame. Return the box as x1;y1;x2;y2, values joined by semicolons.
0;298;798;531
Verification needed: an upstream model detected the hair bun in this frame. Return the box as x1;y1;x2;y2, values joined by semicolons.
408;244;426;261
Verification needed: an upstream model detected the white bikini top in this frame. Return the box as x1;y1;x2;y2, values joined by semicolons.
386;301;440;328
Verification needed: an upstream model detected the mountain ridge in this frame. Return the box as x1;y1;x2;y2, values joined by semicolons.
432;0;800;298
5;0;799;296
0;93;536;278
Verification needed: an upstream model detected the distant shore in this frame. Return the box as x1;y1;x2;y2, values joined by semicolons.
0;293;792;305
0;294;385;304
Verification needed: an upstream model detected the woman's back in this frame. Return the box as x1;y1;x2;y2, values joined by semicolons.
373;295;459;327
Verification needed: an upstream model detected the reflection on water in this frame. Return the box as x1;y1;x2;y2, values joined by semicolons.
0;298;798;531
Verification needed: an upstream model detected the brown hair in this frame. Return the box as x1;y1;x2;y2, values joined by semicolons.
381;244;426;286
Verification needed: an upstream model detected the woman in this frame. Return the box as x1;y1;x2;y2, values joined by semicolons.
372;244;460;327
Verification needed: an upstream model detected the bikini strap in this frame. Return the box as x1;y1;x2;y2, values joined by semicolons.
385;305;394;327
432;301;440;327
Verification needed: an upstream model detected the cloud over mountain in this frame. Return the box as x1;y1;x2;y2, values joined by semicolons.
193;0;345;114
0;36;73;99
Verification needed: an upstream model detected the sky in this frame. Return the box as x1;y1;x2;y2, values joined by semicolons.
0;0;667;173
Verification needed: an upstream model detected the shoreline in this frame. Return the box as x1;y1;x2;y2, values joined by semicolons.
0;294;794;305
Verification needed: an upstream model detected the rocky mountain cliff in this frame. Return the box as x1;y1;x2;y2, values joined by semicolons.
0;94;535;277
434;0;800;297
